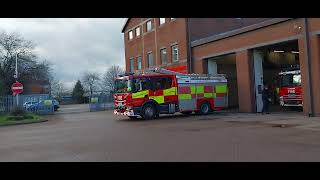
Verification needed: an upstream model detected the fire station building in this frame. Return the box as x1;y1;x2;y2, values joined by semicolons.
121;18;320;117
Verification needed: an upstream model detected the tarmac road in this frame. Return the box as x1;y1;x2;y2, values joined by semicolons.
1;104;320;162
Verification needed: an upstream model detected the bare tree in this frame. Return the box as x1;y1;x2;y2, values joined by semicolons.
82;72;100;97
0;31;50;95
101;65;124;93
50;78;68;100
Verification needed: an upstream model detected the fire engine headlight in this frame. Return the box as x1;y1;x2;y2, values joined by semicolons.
126;106;132;110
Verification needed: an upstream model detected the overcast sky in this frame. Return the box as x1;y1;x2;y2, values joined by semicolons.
0;18;126;89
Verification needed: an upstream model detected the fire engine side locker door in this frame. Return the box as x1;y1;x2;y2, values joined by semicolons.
177;79;197;111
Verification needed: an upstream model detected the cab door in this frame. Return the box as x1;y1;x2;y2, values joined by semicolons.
131;78;151;107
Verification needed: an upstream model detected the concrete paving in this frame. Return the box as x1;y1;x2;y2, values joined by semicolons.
1;104;320;162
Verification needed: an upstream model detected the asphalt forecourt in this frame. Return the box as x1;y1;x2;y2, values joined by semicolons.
1;109;320;161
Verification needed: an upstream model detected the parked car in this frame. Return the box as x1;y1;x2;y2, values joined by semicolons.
26;100;60;112
23;101;38;109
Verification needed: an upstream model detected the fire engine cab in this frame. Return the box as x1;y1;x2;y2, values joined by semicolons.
113;68;228;120
278;68;302;107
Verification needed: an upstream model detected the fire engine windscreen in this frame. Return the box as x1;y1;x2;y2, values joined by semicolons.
115;79;131;93
280;74;301;87
114;78;151;93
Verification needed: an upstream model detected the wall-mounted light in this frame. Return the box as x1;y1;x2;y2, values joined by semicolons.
291;51;299;54
273;50;285;53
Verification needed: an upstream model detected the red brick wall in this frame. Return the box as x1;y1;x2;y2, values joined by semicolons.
123;18;188;73
192;18;320;115
189;18;271;41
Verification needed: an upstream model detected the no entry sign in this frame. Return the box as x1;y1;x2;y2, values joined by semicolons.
11;81;23;96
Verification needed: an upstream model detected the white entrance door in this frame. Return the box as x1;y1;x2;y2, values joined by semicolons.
253;50;264;112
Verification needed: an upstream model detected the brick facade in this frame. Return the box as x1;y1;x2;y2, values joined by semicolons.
123;18;188;73
122;18;320;116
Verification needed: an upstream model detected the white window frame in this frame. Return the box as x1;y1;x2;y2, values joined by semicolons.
160;48;167;65
171;45;179;62
146;20;152;32
147;52;153;67
135;27;140;37
130;58;135;72
159;18;166;25
137;56;142;70
128;30;133;40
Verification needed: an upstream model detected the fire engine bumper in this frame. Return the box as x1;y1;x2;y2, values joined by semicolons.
114;109;138;117
280;97;303;107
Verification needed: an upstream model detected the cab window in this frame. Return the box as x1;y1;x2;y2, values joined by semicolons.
152;77;172;90
132;78;151;93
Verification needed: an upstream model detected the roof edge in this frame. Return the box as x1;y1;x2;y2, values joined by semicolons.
121;18;130;33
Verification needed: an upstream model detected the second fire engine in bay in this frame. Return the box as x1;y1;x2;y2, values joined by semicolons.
113;68;228;120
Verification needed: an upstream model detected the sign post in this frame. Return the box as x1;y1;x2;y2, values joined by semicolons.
11;81;23;106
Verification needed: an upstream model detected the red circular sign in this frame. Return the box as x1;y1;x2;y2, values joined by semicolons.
11;81;23;95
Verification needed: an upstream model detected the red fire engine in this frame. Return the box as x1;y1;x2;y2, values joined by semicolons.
113;68;228;120
278;69;302;107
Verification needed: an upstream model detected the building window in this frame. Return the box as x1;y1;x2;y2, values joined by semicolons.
146;20;152;32
135;27;140;37
128;31;133;40
160;48;167;65
170;18;176;21
137;56;142;70
147;52;153;67
171;45;179;62
159;18;166;25
130;58;135;72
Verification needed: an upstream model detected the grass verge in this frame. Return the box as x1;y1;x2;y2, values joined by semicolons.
0;113;46;126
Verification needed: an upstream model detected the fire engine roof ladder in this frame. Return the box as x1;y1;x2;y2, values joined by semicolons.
146;67;227;81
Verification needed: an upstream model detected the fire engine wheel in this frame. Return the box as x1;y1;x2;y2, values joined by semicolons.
181;111;192;115
142;104;157;120
128;116;138;120
199;102;210;115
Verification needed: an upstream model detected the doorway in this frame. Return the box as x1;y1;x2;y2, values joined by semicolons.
252;40;301;113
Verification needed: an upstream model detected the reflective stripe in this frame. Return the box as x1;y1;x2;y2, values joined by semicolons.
132;90;149;99
179;94;192;100
204;93;213;98
196;86;204;93
216;85;227;93
150;96;164;104
191;86;196;94
164;87;177;96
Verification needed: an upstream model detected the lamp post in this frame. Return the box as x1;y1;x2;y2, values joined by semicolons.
15;53;19;106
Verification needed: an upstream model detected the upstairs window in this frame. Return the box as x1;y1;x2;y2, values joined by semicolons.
147;52;153;67
128;30;133;40
135;27;140;36
130;58;135;72
137;56;142;70
159;18;166;25
171;45;179;62
146;20;152;32
160;48;167;65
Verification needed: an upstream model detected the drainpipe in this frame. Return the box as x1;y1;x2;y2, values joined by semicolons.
302;18;314;117
186;18;192;73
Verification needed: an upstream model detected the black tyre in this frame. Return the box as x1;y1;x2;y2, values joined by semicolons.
128;116;138;120
181;111;192;115
199;102;210;115
142;103;157;120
